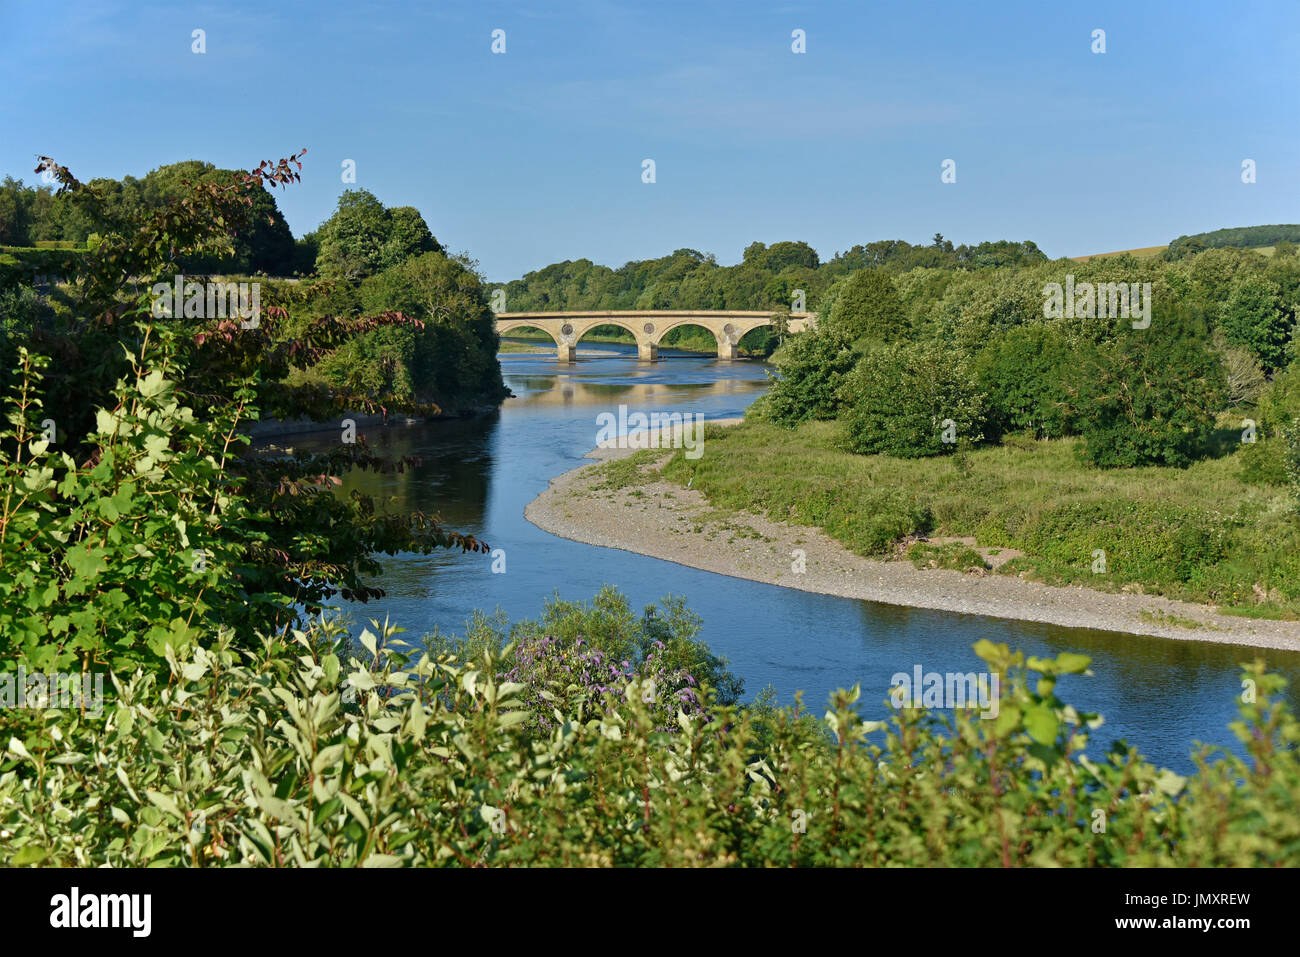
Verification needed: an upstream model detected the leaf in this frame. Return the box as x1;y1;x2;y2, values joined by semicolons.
145;790;185;820
138;369;167;397
1023;706;1059;745
1055;652;1092;675
993;704;1021;737
12;845;48;865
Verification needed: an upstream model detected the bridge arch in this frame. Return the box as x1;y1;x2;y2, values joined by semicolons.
496;320;561;348
494;310;816;362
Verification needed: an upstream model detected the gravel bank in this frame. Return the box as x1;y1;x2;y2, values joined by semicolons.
525;420;1300;652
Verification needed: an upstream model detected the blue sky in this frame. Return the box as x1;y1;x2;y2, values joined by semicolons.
2;0;1297;279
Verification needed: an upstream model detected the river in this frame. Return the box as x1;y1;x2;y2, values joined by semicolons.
295;339;1300;772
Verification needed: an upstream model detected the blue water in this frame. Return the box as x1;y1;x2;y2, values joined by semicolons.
291;341;1300;772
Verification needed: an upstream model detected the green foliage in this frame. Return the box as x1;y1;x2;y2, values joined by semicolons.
1284;419;1300;513
315;189;441;281
1072;313;1226;468
1220;274;1292;370
0;152;495;669
906;541;988;572
1256;364;1300;439
841;342;986;458
760;329;857;426
1167;223;1300;259
496;237;1047;315
3;619;1297;867
1020;501;1230;583
0;344;265;673
0;163;299;275
820;268;905;345
355;251;507;409
975;324;1076;439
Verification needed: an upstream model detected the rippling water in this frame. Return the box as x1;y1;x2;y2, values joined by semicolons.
288;340;1300;772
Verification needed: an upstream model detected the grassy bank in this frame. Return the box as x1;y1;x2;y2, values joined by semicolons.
606;419;1300;619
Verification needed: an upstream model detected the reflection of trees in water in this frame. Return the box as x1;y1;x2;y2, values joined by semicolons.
274;415;497;531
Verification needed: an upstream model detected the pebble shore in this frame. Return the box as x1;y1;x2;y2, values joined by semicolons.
524;420;1300;652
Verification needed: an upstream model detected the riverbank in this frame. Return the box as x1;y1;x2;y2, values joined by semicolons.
525;419;1300;651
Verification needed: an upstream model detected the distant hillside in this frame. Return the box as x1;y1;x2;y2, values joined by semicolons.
1073;225;1299;263
1070;245;1169;263
1165;225;1300;260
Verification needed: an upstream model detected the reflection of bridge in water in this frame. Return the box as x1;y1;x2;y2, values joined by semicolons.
495;310;816;362
506;374;768;408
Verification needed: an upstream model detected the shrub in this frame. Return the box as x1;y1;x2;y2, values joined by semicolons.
840;342;986;458
906;541;988;572
761;329;857;426
1071;312;1226;468
3;624;1298;867
1019;500;1231;583
974;324;1076;440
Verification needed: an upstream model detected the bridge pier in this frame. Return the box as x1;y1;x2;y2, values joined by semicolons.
558;343;576;363
716;339;739;361
638;341;659;362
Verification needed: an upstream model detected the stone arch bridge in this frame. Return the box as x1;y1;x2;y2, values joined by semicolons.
494;310;816;361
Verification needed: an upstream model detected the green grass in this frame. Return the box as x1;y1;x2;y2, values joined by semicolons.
907;541;989;573
1138;609;1208;630
641;419;1300;618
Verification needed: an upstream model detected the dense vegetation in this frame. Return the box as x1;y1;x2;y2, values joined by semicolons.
3;153;1298;868
0;153;508;672
600;238;1300;618
4;605;1297;866
0;164;505;412
494;236;1050;314
1166;224;1300;260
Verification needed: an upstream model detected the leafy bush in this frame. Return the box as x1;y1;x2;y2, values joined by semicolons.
1019;500;1231;583
840;342;986;458
3;623;1298;867
975;324;1076;439
1285;419;1300;513
760;329;857;426
1220;274;1292;370
0;347;265;673
1071;313;1226;468
426;587;743;731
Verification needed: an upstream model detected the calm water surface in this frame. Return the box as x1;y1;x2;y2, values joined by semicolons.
296;340;1300;772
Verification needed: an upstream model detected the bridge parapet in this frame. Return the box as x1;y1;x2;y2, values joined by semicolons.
494;310;816;362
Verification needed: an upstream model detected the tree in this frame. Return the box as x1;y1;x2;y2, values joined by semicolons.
822;269;906;345
762;328;857;426
315;189;441;281
762;240;819;271
1220;275;1292;370
1070;311;1226;468
974;324;1076;439
840;342;986;457
358;251;506;409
